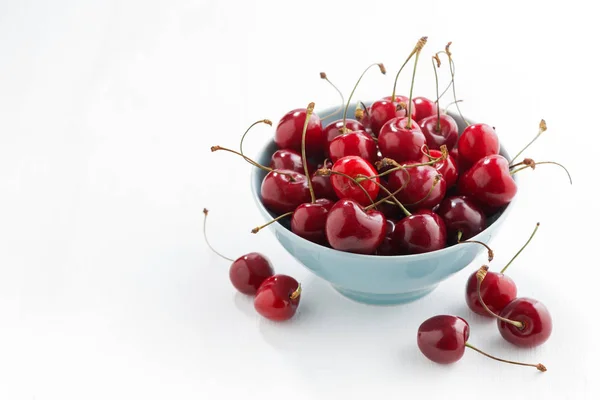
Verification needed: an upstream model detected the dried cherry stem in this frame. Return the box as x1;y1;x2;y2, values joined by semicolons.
456;231;494;262
319;72;345;120
301;102;317;203
210;145;296;182
239;119;272;162
251;211;294;234
358;176;411;217
374;149;447;179
405;37;427;129
342;63;386;130
364;168;411;210
391;36;428;102
500;222;540;274
509;159;572;184
203;208;234;262
290;284;302;300
464;343;547;372
509;119;547;165
355;101;370;123
477;266;524;329
442;43;468;126
432;55;442;131
319;169;376;207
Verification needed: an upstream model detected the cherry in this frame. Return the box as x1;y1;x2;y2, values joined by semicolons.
387;164;446;210
378;117;427;163
417;315;546;371
413;96;437;122
254;274;301;321
437;196;486;242
330;156;380;206
274;108;324;155
429;148;458;187
465;223;539;316
270;149;315;175
367;97;413;136
458;155;517;210
260;169;311;214
311;171;337;201
323;119;365;149
202;209;274;295
376;218;398;256
392;210;447;254
420;114;459;151
325;199;386;254
457;123;500;168
290;199;334;245
328;130;378;164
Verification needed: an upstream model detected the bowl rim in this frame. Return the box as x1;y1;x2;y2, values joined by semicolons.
250;107;518;262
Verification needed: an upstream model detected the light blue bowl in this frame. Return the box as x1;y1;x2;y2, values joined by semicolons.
250;104;517;305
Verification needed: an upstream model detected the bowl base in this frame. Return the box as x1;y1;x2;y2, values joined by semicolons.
332;285;438;305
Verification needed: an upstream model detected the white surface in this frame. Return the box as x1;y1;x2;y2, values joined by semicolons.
0;1;598;399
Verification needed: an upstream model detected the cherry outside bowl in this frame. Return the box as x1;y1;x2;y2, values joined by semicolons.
250;104;517;305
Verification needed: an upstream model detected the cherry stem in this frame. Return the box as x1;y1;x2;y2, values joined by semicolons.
443;43;468;126
509;119;547;165
290;284;302;300
464;343;547;372
457;234;494;262
211;145;296;182
364;167;411;210
391;36;427;102
319;72;345;120
432;55;441;131
500;222;540;274
321;169;376;207
509;159;572;184
406;38;427;129
476;266;524;329
301;102;317;203
239;119;272;163
342;63;386;129
251;211;294;234
202;208;234;262
374;149;447;179
358;175;411;217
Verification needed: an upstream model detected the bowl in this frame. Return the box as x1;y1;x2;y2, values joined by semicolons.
250;103;517;305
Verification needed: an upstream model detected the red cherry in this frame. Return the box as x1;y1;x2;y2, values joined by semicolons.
436;196;486;242
325;199;386;254
376;218;398;255
498;298;552;348
323;119;364;149
379;117;427;164
275;109;324;155
254;274;301;321
311;172;337;201
229;253;275;295
392;211;447;254
328;130;378;164
369;96;416;136
270;149;315;175
450;146;459;162
419;114;459;150
387;165;447;210
260;169;311;214
429;149;458;187
458;155;517;210
466;271;517;316
413;96;437;122
291;199;334;245
417;315;546;371
457;123;499;168
330;156;380;206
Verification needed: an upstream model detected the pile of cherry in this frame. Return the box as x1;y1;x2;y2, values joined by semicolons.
212;37;570;256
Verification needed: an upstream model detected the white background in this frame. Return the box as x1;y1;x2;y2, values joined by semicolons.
0;1;598;399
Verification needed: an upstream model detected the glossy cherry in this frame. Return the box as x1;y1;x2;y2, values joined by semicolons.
275;108;324;155
376;218;398;255
270;149;315;175
419;114;459;150
387;164;447;210
417;315;546;371
261;169;311;214
330;156;380;206
325;199;386;254
378;117;427;164
458;155;517;210
437;196;486;242
323;119;364;149
429;149;458;187
413;96;437;122
254;274;301;321
368;96;416;136
392;211;446;255
328;130;378;164
311;172;336;201
457;123;499;168
291;199;334;245
498;298;552;348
